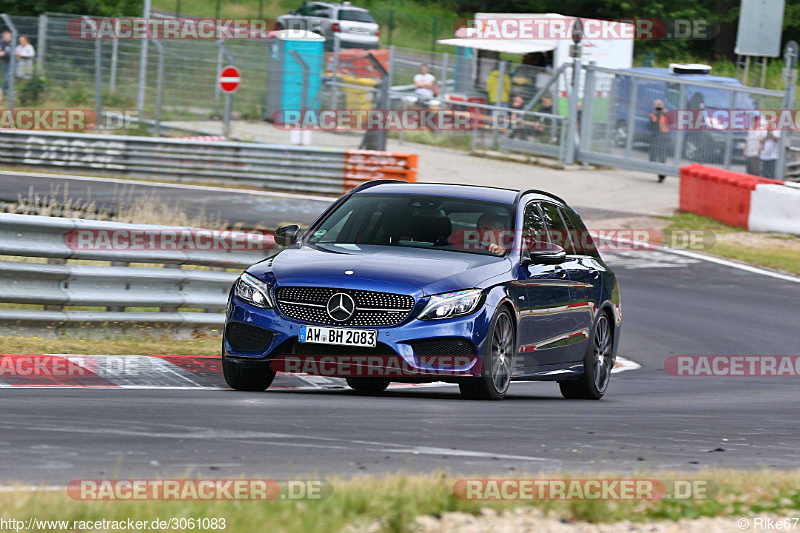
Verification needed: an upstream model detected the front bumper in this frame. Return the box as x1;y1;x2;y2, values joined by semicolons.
224;295;493;375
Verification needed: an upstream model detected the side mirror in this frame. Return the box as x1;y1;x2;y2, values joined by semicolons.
274;224;302;247
522;242;566;265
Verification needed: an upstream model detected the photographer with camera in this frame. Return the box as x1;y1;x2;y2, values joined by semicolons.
648;99;671;183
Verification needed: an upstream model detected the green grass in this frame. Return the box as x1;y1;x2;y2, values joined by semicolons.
665;213;800;276
153;0;463;52
0;333;221;355
1;470;799;531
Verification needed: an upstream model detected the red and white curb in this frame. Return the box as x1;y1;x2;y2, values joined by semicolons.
0;354;640;389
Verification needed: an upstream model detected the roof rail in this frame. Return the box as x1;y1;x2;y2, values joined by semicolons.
350;179;409;193
515;189;568;206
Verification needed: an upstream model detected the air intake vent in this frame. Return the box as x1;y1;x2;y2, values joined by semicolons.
408;338;477;356
226;322;273;352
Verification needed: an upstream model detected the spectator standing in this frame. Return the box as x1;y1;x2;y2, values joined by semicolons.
759;122;781;179
744;115;765;176
509;95;533;140
649;99;671;183
15;35;34;80
413;64;439;99
486;67;511;108
532;94;556;142
0;31;12;98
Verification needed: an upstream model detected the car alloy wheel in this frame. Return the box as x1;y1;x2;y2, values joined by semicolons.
491;311;514;395
592;315;613;393
559;313;614;400
460;307;515;400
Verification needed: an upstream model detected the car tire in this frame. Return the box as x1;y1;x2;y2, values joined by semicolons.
559;314;614;400
459;307;515;401
222;357;275;392
346;377;390;393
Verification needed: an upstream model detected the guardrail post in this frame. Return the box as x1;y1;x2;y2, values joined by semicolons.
44;258;66;312
107;261;129;312
161;264;180;313
1;15;18;110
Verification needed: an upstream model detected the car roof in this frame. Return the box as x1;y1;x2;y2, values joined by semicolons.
354;182;564;206
621;67;745;86
315;2;369;10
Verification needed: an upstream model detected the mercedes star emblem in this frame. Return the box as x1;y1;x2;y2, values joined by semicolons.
326;292;356;322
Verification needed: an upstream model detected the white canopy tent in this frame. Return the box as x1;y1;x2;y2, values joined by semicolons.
436;37;556;55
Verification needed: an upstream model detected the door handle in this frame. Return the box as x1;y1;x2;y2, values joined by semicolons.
554;267;567;278
589;269;600;279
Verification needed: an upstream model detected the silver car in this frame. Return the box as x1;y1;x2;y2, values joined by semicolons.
277;2;380;50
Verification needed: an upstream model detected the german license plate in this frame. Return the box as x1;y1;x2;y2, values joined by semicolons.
299;326;377;348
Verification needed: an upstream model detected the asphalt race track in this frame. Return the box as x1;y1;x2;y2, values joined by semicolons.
2;173;800;483
0;170;625;227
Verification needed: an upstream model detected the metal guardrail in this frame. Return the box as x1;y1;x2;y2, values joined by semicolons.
0;130;418;195
0;213;277;328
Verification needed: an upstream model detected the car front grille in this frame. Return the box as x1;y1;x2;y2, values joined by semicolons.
275;287;415;327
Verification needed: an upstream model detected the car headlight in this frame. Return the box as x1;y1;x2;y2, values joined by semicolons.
234;273;274;309
418;289;484;320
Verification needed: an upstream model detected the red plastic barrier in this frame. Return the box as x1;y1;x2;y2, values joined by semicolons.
679;164;782;228
342;149;418;191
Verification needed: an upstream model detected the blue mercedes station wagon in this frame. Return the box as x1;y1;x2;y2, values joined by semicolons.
223;181;621;400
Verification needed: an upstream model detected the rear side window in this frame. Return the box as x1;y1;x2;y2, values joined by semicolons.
338;10;375;22
562;208;601;258
539;202;576;254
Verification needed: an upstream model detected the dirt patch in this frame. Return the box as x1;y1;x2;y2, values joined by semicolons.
415;508;770;532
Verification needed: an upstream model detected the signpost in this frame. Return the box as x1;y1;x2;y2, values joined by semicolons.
219;66;241;138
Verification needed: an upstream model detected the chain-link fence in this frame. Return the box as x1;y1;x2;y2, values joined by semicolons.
577;65;789;179
2;12;797;179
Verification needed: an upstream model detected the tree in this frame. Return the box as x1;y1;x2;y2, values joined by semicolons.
0;0;141;17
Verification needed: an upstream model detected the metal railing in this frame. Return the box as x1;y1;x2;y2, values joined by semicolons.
0;130;418;194
576;64;792;179
0;213;275;327
2;11;796;178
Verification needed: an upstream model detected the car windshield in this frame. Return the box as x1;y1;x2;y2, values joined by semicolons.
306;194;514;256
338;9;375;22
688;85;756;110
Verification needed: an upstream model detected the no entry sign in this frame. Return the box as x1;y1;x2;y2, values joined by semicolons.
219;66;241;93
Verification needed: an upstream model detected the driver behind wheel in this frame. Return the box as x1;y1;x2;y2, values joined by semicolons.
476;213;509;256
